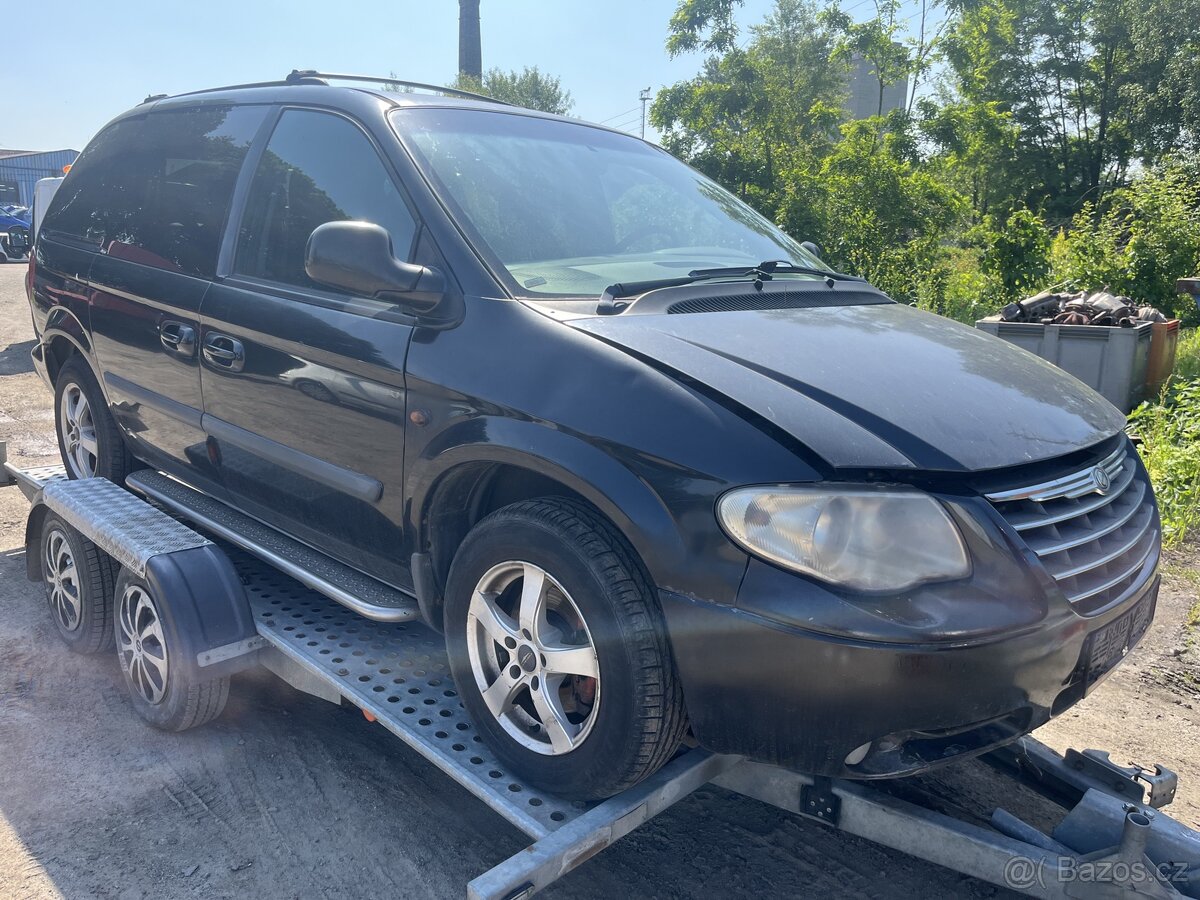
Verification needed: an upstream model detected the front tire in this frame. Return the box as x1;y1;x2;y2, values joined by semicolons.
444;498;687;800
54;356;134;482
114;568;230;732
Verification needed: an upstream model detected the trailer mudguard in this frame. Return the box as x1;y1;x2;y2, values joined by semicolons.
140;545;262;681
26;477;262;679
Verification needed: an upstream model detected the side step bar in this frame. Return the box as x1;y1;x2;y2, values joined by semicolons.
126;470;420;623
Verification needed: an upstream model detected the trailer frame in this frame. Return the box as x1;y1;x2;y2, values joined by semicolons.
3;446;1198;900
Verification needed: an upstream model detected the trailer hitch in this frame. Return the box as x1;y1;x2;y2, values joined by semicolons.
1066;750;1179;811
987;737;1179;811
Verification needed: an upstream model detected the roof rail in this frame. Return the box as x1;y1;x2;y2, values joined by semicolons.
284;70;510;105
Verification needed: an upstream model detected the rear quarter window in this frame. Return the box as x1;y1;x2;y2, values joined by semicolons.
42;105;267;278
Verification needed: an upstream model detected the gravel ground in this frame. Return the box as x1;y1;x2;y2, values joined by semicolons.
1;261;1197;899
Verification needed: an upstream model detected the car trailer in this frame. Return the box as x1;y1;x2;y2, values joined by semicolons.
3;446;1198;900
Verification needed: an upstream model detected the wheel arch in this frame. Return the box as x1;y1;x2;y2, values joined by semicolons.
409;418;687;628
41;310;95;387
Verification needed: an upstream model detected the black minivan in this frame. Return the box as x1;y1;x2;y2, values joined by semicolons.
27;73;1161;800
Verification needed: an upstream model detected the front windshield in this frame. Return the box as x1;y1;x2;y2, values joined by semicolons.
392;108;824;297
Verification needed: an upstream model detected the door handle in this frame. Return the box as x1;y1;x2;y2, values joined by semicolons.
159;321;196;357
202;333;245;372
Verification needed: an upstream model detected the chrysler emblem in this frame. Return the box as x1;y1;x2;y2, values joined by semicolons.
1092;466;1112;494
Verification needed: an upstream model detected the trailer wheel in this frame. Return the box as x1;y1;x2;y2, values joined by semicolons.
114;568;229;731
444;498;687;800
39;513;115;654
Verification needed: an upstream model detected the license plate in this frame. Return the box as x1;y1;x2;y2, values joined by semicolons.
1084;580;1158;689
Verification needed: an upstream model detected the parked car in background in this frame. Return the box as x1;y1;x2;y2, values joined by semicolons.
26;78;1162;800
0;208;30;262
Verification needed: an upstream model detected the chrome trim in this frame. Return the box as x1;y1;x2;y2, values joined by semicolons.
985;445;1126;503
986;445;1160;611
1069;537;1160;606
1003;461;1137;531
1026;479;1147;555
1040;506;1157;580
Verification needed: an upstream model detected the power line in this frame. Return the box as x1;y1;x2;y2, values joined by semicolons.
596;106;641;125
605;115;644;132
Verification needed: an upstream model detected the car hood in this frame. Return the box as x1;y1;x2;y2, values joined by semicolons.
568;303;1125;472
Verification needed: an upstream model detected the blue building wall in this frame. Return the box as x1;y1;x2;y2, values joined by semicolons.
0;149;79;206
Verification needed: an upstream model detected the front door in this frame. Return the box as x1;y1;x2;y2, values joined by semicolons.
84;105;268;491
200;108;419;586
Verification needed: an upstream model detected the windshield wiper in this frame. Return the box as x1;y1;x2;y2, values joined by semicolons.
597;259;859;313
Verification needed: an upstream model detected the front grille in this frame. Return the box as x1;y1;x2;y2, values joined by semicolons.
985;443;1160;614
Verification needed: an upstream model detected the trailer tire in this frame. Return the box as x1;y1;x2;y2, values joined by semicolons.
39;513;116;654
114;567;230;731
444;497;687;800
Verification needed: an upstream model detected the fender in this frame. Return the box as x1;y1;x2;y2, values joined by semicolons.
140;546;262;681
409;415;737;601
39;308;104;396
23;499;50;582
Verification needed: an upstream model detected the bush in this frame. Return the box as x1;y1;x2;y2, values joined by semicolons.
1051;166;1200;320
1129;378;1200;546
976;207;1052;304
1175;328;1200;380
777;117;967;307
915;247;994;324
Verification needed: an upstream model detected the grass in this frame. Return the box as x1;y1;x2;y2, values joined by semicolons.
1174;327;1200;380
1128;329;1200;548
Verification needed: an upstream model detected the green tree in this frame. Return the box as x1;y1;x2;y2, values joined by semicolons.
453;67;574;115
778;116;967;305
976;207;1052;302
1050;164;1200;317
653;0;846;214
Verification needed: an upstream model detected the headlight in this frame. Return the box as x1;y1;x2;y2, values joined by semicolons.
717;486;970;592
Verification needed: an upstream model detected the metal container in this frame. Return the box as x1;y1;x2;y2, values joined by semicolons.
1145;319;1181;397
975;318;1153;413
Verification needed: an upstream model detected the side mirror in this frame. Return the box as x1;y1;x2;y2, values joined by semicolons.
305;221;446;314
800;240;825;260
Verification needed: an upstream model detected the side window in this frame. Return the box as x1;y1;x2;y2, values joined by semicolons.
234;110;417;291
42;106;266;277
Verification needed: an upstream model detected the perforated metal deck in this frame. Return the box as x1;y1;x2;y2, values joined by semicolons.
4;462;67;499
238;550;589;837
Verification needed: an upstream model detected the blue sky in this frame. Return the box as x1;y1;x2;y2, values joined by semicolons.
2;0;927;152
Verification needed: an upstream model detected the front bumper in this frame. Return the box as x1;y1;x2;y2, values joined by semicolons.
661;568;1158;779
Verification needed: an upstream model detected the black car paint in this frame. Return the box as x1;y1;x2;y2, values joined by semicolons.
570;296;1127;472
27;83;1156;779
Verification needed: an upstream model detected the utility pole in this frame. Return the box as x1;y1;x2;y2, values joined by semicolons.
639;87;652;140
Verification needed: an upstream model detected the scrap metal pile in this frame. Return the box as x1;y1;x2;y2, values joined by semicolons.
999;290;1169;326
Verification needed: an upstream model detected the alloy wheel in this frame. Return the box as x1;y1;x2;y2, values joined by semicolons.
44;528;82;632
59;383;98;478
466;561;600;755
117;584;170;705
